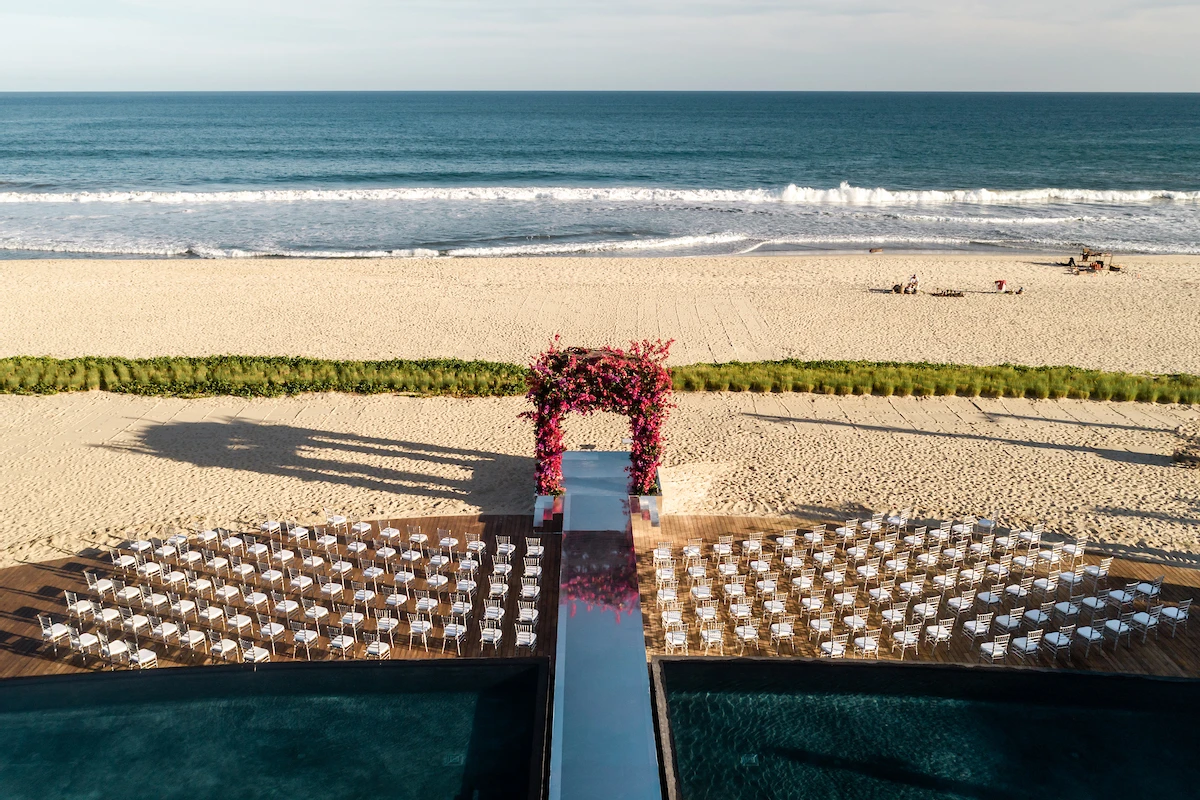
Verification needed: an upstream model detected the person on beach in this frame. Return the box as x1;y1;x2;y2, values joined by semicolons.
903;274;920;294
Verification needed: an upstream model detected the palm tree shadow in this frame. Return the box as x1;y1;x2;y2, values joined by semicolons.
94;419;534;513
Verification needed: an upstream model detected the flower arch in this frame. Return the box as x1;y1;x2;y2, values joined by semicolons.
523;338;674;495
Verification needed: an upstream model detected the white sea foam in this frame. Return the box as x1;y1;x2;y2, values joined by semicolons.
884;213;1108;225
445;233;748;257
0;233;742;259
2;182;1198;206
0;239;442;259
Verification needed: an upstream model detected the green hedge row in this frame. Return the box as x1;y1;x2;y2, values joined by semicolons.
3;356;1198;404
670;360;1200;403
0;356;528;398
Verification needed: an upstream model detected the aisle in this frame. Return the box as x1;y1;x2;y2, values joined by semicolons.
551;451;662;800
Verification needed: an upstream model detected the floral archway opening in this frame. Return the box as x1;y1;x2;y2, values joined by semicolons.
523;338;674;496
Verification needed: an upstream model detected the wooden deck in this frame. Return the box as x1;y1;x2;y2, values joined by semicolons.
634;514;1200;678
0;515;557;680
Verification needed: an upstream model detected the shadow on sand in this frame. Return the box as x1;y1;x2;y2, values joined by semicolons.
95;419;534;513
746;413;1174;468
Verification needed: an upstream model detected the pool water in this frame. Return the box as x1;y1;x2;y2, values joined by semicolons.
0;660;548;800
657;659;1200;800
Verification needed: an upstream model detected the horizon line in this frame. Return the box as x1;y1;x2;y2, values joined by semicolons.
2;89;1199;95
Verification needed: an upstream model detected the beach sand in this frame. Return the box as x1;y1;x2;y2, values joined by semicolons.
3;254;1200;372
0;391;1196;568
2;253;1198;566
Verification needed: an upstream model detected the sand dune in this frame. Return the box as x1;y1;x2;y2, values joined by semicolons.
3;254;1200;372
0;391;1196;567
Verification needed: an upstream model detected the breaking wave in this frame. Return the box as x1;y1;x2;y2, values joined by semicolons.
2;182;1198;206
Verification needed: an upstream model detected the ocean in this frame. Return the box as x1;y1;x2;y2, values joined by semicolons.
1;92;1198;259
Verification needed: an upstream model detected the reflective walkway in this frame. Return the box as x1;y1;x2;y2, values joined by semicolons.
550;451;662;800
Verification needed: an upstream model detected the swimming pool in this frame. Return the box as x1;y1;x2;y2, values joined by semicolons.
0;659;549;800
654;657;1200;800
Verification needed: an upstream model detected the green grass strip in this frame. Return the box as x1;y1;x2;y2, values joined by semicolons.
0;356;528;398
2;356;1198;404
670;360;1200;404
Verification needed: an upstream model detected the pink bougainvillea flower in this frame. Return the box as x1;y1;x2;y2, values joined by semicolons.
523;337;674;496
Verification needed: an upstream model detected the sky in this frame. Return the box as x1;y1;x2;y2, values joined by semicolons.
1;0;1198;92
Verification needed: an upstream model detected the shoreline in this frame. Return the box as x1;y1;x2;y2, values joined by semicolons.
0;247;1165;261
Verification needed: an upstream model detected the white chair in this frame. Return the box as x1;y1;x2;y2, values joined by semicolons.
326;625;357;659
980;634;1009;664
364;631;391;660
1023;602;1054;631
890;623;921;660
1083;557;1114;591
923;619;953;653
819;632;848;659
179;623;209;657
195;599;224;627
68;625;101;661
880;602;907;632
85;570;115;599
38;614;71;656
1040;624;1074;662
1104;612;1134;649
868;578;894;608
808;612;834;642
256;614;285;653
442;616;469;654
911;596;940;622
120;606;150;642
518;600;539;625
97;630;130;668
735;619;760;654
1161;599;1191;638
1010;629;1042;664
516;622;538;652
664;622;689;655
1053;595;1082;625
993;607;1024;635
479;620;503;652
700;622;724;655
302;598;330;625
239;638;271;664
129;644;159;670
1073;622;1104;659
1131;605;1162;643
853;628;880;659
1135;576;1165;606
963;613;993;644
410;613;434;651
207;630;239;662
149;614;179;646
375;611;401;647
769;616;796;652
64;590;96;623
289;622;319;660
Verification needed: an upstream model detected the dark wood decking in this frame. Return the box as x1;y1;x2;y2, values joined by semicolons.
634;514;1200;678
0;515;557;680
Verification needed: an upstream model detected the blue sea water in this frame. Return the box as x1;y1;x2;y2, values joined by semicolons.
0;92;1198;258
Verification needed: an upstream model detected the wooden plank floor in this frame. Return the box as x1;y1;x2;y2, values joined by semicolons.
0;515;558;680
634;515;1200;678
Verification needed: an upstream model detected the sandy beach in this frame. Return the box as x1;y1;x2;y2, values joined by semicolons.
3;254;1200;372
0;391;1196;567
2;253;1199;567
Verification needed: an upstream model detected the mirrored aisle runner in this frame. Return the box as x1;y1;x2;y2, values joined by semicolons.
549;451;663;800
